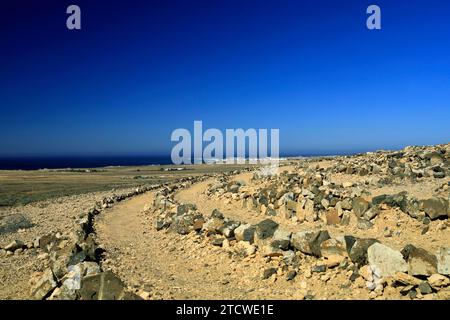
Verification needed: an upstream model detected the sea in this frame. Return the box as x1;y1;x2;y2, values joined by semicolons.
0;152;349;171
0;155;173;170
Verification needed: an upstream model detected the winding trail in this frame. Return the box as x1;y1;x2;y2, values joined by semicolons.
175;172;266;225
94;190;290;299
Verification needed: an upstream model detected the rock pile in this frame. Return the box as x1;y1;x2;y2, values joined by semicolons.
329;144;449;180
152;146;450;299
203;144;449;229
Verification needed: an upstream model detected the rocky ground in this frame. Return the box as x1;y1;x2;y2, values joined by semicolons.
1;143;449;300
0;185;165;299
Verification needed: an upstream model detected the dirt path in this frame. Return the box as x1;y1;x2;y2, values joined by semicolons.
175;172;267;226
174;168;302;230
93;184;384;300
94;191;291;299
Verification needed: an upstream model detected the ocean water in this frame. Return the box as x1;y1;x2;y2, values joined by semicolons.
0;155;173;170
0;153;342;170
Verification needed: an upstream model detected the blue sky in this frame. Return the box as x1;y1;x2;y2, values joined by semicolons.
1;0;449;156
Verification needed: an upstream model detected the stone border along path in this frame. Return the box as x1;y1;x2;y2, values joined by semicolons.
23;173;223;300
154;169;450;300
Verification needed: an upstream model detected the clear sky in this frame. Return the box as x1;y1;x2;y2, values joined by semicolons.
1;0;449;157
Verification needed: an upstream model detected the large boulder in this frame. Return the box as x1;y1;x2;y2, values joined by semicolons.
428;274;450;288
357;218;373;230
367;243;408;277
401;244;438;276
437;247;450;275
420;197;449;220
403;195;422;219
291;231;315;255
254;221;291;256
271;229;292;251
290;230;330;257
340;198;353;210
50;241;89;280
426;152;444;165
234;224;256;243
384;192;408;209
320;237;348;258
371;194;388;206
254;219;279;241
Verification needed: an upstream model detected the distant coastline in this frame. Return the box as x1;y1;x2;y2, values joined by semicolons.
0;148;405;171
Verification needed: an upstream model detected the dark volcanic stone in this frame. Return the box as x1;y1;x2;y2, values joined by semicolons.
401;244;438;276
286;270;297;281
262;267;278;279
155;219;167;231
349;272;360;282
309;230;331;257
211;209;224;219
348;238;379;265
385;192;408;210
312;265;326;273
344;235;357;254
408;290;418;299
211;237;225;246
255;219;279;240
420;197;449;220
418;282;433;294
371;195;388;206
258;195;269;206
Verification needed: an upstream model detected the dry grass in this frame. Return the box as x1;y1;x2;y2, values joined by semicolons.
0;163;254;207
